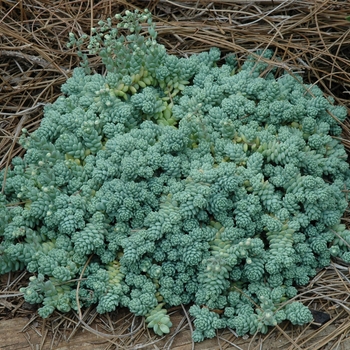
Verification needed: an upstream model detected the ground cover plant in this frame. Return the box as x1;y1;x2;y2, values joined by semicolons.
1;9;350;342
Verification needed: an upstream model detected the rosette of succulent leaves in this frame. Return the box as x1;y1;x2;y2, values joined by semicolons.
1;9;350;342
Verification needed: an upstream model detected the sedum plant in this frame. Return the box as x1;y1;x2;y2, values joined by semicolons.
1;9;350;341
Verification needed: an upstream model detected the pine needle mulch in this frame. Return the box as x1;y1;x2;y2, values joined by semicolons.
1;0;350;349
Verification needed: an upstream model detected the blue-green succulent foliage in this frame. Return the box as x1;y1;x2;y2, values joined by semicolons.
1;9;349;341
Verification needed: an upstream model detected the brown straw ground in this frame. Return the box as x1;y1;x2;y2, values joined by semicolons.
1;0;350;349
